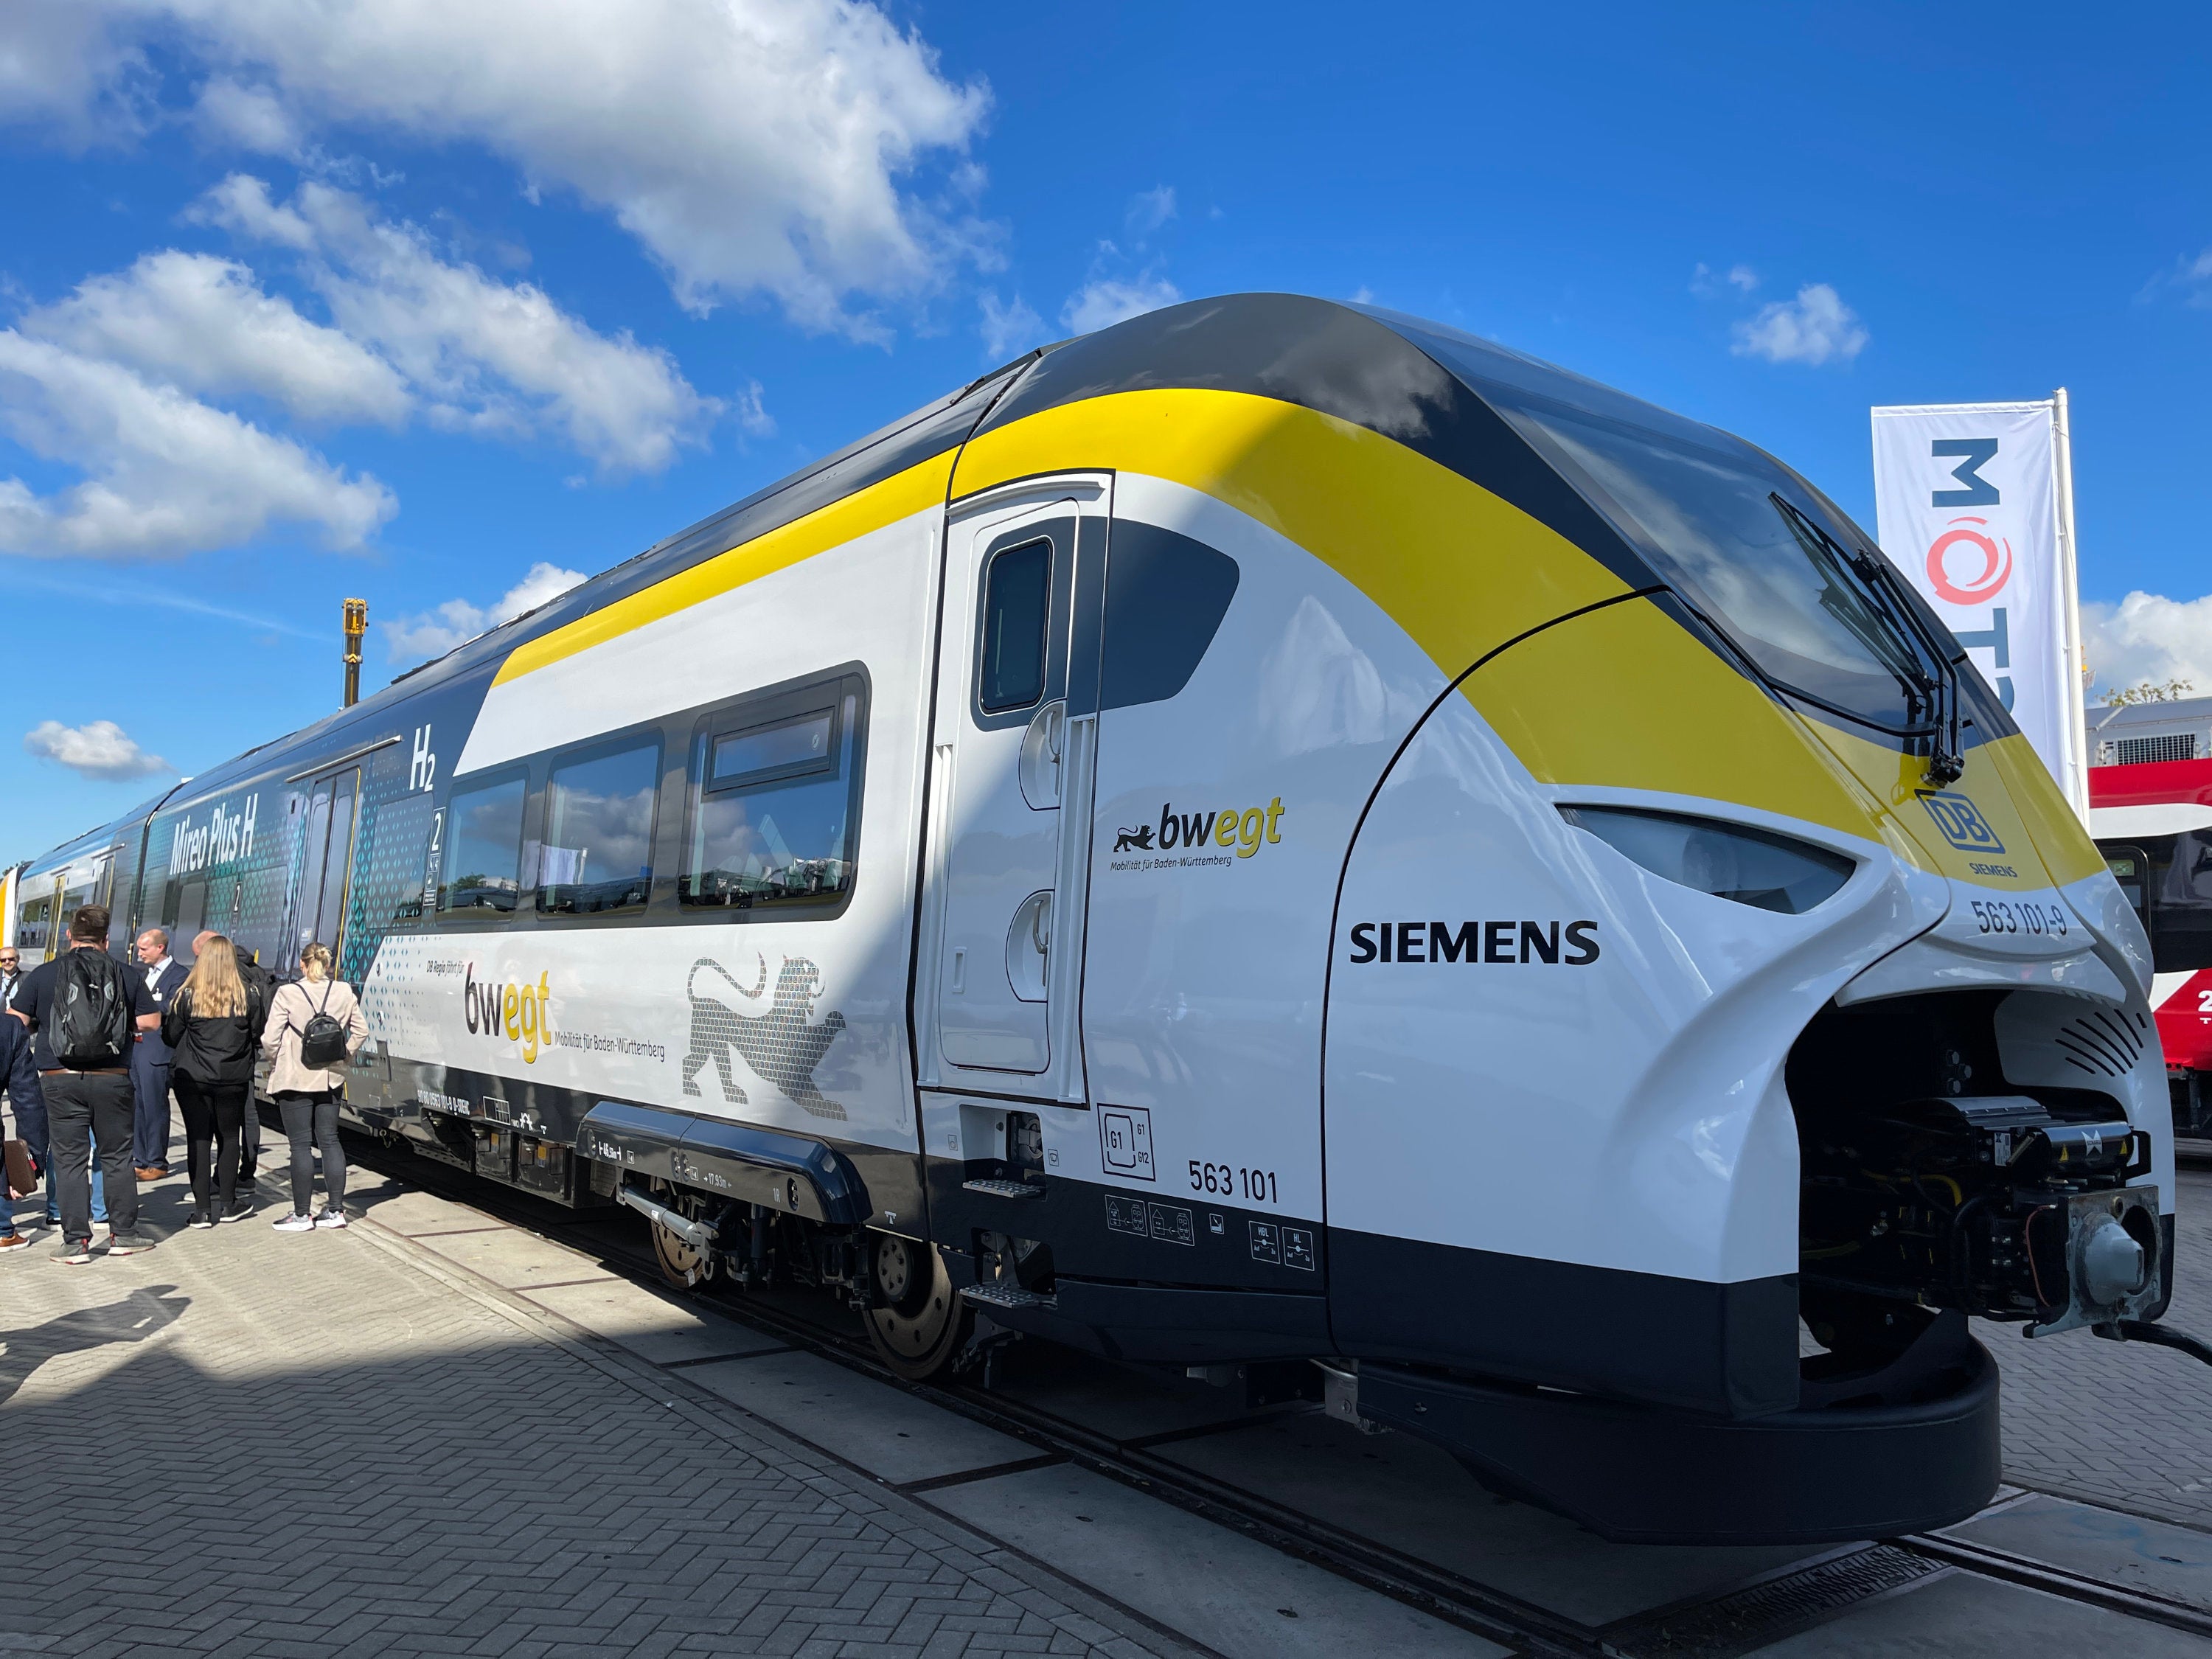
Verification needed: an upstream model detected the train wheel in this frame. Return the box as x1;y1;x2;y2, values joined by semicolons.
650;1214;716;1292
863;1234;970;1380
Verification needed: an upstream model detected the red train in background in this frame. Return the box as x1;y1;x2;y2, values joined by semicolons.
2092;754;2212;1144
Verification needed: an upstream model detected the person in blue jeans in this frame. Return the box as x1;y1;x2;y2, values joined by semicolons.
44;1135;108;1228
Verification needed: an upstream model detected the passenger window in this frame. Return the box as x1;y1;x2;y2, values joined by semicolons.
978;538;1051;713
439;773;527;914
683;688;863;910
539;741;660;914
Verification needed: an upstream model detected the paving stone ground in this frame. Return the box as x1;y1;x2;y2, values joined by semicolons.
7;1127;2211;1659
1981;1166;2212;1530
0;1158;1181;1659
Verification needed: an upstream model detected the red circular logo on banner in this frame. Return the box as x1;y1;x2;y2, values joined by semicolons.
1924;516;2013;605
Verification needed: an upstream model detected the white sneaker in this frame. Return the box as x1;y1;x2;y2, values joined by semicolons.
313;1208;349;1229
271;1213;316;1233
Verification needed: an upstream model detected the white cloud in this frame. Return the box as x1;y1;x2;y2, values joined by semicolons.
1692;262;1758;296
978;290;1046;360
2083;591;2212;701
0;1;153;147
0;329;395;557
2143;247;2212;309
189;172;313;249
1731;282;1867;366
24;717;170;780
200;175;721;472
383;559;588;664
21;249;410;424
1061;273;1182;336
731;378;775;440
13;0;993;335
1127;185;1176;236
192;74;300;153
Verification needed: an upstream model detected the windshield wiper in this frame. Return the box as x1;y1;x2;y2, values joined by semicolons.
1771;494;1963;786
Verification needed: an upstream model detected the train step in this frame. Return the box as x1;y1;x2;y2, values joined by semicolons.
961;1178;1047;1200
961;1282;1055;1311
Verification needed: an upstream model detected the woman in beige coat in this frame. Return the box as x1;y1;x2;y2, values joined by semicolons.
260;942;369;1231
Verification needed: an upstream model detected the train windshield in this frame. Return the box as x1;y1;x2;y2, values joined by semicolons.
1385;316;1944;738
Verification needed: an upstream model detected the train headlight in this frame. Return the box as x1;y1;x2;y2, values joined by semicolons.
1559;806;1854;915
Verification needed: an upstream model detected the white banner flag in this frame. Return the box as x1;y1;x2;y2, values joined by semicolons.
1871;398;2087;819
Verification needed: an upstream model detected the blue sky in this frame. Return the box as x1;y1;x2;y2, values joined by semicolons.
2;1;2209;859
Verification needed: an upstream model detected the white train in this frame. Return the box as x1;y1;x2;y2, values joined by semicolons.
14;295;2192;1544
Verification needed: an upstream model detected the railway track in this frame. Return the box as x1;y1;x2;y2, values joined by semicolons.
339;1130;2212;1658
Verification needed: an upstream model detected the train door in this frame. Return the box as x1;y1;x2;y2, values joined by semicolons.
294;765;364;964
918;478;1107;1104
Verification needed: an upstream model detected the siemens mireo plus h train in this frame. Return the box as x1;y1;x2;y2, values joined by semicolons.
14;296;2198;1543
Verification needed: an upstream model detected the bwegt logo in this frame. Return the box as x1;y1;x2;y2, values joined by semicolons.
464;964;554;1063
1114;797;1284;858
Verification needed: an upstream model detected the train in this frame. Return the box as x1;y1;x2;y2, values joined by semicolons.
8;293;2196;1545
2087;726;2212;1141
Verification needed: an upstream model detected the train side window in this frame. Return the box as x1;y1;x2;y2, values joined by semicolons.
538;740;660;914
171;879;207;947
978;537;1051;713
439;772;528;914
682;684;863;910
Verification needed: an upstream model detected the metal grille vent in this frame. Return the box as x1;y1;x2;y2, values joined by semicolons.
2106;732;2199;766
2053;1007;2150;1079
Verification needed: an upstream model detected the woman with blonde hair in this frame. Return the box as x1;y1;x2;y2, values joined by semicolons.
160;934;268;1228
261;942;367;1232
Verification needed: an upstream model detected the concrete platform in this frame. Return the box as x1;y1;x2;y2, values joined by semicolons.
925;1463;1508;1659
1742;1568;2212;1657
7;1132;2211;1658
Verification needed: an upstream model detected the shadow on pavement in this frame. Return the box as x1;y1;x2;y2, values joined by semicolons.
0;1284;189;1407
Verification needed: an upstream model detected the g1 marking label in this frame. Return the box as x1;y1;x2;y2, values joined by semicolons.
1920;790;2005;855
1346;919;1599;965
1249;1220;1280;1263
419;1089;472;1117
1100;1104;1155;1180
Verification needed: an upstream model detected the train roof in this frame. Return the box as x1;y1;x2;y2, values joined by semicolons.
15;292;1841;873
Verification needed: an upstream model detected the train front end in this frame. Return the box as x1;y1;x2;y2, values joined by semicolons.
1322;312;2183;1543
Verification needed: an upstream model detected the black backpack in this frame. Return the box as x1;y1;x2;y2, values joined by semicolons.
52;949;132;1070
297;981;349;1069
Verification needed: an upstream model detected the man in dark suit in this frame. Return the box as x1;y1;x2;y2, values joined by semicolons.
0;946;23;1010
131;928;188;1180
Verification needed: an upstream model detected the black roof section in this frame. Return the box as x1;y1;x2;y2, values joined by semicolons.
972;293;1663;593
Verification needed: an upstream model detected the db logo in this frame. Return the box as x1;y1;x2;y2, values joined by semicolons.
1919;790;2006;855
1925;515;2013;605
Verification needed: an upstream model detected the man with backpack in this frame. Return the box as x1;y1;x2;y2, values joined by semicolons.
9;905;160;1263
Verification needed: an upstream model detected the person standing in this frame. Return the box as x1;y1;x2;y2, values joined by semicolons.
9;905;159;1263
261;943;366;1232
198;931;273;1183
0;1001;45;1251
1;947;23;1009
131;928;187;1180
161;936;265;1229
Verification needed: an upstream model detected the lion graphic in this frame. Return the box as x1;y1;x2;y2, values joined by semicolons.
681;955;848;1120
1113;824;1155;852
